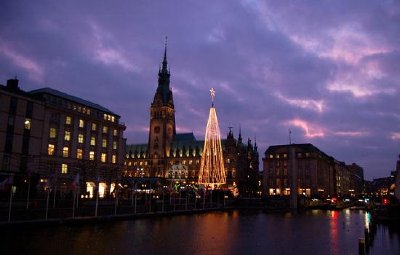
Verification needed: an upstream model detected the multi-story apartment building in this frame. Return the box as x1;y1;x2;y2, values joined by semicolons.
0;78;126;198
263;143;364;198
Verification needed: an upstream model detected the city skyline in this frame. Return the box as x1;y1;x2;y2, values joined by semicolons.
1;1;399;179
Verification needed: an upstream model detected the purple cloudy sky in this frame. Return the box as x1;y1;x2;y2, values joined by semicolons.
1;0;400;179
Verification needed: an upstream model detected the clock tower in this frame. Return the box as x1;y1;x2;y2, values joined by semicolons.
148;40;176;177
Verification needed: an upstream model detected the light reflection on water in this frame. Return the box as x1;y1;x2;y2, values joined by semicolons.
0;210;399;255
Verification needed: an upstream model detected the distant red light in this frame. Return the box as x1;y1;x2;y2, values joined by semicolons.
382;198;390;206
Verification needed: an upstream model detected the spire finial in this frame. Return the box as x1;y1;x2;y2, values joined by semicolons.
210;88;216;107
164;36;168;61
160;36;168;74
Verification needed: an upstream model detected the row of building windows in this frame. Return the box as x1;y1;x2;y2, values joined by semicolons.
50;128;118;148
268;152;315;159
64;116;119;135
48;144;117;163
45;95;120;125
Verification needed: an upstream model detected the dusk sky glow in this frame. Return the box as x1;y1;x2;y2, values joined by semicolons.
1;0;400;179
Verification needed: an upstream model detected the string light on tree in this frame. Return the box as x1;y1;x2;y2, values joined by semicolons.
198;88;226;188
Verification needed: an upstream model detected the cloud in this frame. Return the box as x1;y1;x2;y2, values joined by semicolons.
391;132;400;141
0;41;44;82
284;118;325;138
275;92;325;113
87;22;139;72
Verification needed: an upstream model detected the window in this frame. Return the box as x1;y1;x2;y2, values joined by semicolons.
102;139;107;148
102;126;108;134
64;131;71;141
113;129;118;136
113;141;117;150
48;144;55;155
91;123;97;131
77;149;83;159
61;164;68;174
154;126;160;133
112;155;116;164
89;151;95;160
65;116;72;125
63;147;69;157
78;133;84;144
79;119;84;128
90;136;96;146
49;128;57;138
24;118;31;130
101;153;107;163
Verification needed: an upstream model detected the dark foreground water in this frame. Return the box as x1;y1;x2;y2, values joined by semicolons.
1;209;399;255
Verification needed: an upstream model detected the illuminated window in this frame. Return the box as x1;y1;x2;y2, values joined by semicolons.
64;131;71;141
61;164;68;174
101;153;107;163
113;141;117;150
77;148;83;159
65;116;72;125
113;129;118;136
90;136;96;146
112;155;117;164
91;123;97;131
78;133;84;144
79;119;84;128
24;118;31;130
269;154;273;159
48;144;55;155
102;139;107;148
63;147;69;157
102;126;108;134
49;127;57;138
89;151;95;160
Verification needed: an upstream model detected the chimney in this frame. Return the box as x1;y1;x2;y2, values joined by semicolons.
7;78;19;91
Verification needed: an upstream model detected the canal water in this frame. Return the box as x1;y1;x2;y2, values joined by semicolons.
1;209;399;255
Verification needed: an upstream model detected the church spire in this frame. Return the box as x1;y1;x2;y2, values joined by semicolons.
161;36;169;74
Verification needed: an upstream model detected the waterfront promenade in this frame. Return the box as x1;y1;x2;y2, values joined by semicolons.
0;192;234;226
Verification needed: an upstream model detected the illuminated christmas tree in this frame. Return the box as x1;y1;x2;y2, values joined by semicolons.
198;88;226;187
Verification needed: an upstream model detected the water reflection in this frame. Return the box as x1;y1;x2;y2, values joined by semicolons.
0;210;399;255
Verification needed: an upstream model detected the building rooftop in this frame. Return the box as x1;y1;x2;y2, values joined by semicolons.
30;87;117;116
